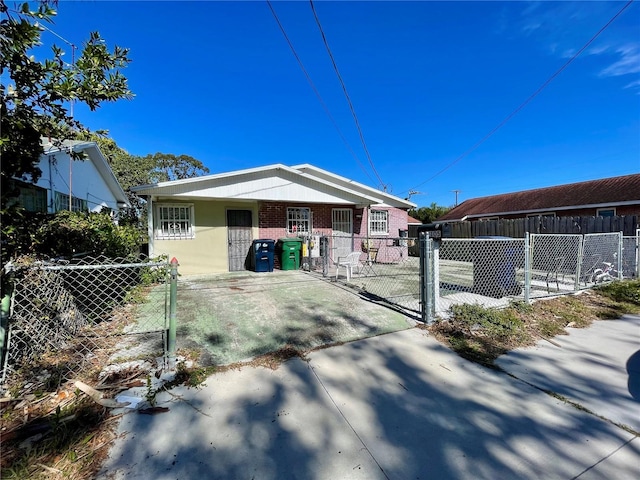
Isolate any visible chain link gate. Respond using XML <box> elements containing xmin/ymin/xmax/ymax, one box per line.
<box><xmin>312</xmin><ymin>235</ymin><xmax>422</xmax><ymax>314</ymax></box>
<box><xmin>1</xmin><ymin>256</ymin><xmax>172</xmax><ymax>389</ymax></box>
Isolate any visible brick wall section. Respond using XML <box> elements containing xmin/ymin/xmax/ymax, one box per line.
<box><xmin>355</xmin><ymin>206</ymin><xmax>409</xmax><ymax>263</ymax></box>
<box><xmin>258</xmin><ymin>201</ymin><xmax>410</xmax><ymax>266</ymax></box>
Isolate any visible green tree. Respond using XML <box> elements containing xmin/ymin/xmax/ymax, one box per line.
<box><xmin>71</xmin><ymin>132</ymin><xmax>210</xmax><ymax>228</ymax></box>
<box><xmin>409</xmin><ymin>202</ymin><xmax>452</xmax><ymax>224</ymax></box>
<box><xmin>145</xmin><ymin>152</ymin><xmax>210</xmax><ymax>183</ymax></box>
<box><xmin>0</xmin><ymin>0</ymin><xmax>133</xmax><ymax>260</ymax></box>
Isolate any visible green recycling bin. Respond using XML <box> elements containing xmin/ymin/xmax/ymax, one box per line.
<box><xmin>278</xmin><ymin>238</ymin><xmax>303</xmax><ymax>270</ymax></box>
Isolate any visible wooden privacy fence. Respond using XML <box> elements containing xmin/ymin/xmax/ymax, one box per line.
<box><xmin>444</xmin><ymin>215</ymin><xmax>637</xmax><ymax>238</ymax></box>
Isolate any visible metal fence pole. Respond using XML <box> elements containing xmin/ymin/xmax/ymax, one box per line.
<box><xmin>575</xmin><ymin>235</ymin><xmax>584</xmax><ymax>290</ymax></box>
<box><xmin>1</xmin><ymin>268</ymin><xmax>14</xmax><ymax>381</ymax></box>
<box><xmin>419</xmin><ymin>233</ymin><xmax>434</xmax><ymax>323</ymax></box>
<box><xmin>524</xmin><ymin>233</ymin><xmax>531</xmax><ymax>303</ymax></box>
<box><xmin>168</xmin><ymin>257</ymin><xmax>178</xmax><ymax>369</ymax></box>
<box><xmin>322</xmin><ymin>236</ymin><xmax>328</xmax><ymax>277</ymax></box>
<box><xmin>616</xmin><ymin>231</ymin><xmax>623</xmax><ymax>280</ymax></box>
<box><xmin>636</xmin><ymin>229</ymin><xmax>640</xmax><ymax>279</ymax></box>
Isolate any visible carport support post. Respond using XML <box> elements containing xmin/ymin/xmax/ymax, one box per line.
<box><xmin>168</xmin><ymin>257</ymin><xmax>179</xmax><ymax>369</ymax></box>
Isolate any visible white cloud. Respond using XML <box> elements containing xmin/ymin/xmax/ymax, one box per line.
<box><xmin>505</xmin><ymin>2</ymin><xmax>640</xmax><ymax>89</ymax></box>
<box><xmin>599</xmin><ymin>44</ymin><xmax>640</xmax><ymax>77</ymax></box>
<box><xmin>624</xmin><ymin>79</ymin><xmax>640</xmax><ymax>89</ymax></box>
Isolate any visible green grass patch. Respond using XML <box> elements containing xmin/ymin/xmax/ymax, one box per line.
<box><xmin>595</xmin><ymin>279</ymin><xmax>640</xmax><ymax>310</ymax></box>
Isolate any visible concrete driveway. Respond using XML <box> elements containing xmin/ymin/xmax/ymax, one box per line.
<box><xmin>99</xmin><ymin>316</ymin><xmax>639</xmax><ymax>479</ymax></box>
<box><xmin>175</xmin><ymin>271</ymin><xmax>413</xmax><ymax>365</ymax></box>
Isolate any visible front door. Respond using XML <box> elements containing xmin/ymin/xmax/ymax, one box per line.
<box><xmin>332</xmin><ymin>208</ymin><xmax>353</xmax><ymax>260</ymax></box>
<box><xmin>227</xmin><ymin>210</ymin><xmax>253</xmax><ymax>271</ymax></box>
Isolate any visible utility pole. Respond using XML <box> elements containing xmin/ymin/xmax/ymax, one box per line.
<box><xmin>452</xmin><ymin>190</ymin><xmax>461</xmax><ymax>206</ymax></box>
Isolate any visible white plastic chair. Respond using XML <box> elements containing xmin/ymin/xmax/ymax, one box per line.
<box><xmin>336</xmin><ymin>251</ymin><xmax>362</xmax><ymax>281</ymax></box>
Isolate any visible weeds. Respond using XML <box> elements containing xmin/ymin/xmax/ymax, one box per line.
<box><xmin>430</xmin><ymin>281</ymin><xmax>640</xmax><ymax>365</ymax></box>
<box><xmin>595</xmin><ymin>279</ymin><xmax>640</xmax><ymax>309</ymax></box>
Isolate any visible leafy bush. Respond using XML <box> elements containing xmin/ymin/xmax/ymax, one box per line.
<box><xmin>32</xmin><ymin>211</ymin><xmax>141</xmax><ymax>259</ymax></box>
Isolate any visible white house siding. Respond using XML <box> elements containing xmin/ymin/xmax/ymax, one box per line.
<box><xmin>35</xmin><ymin>146</ymin><xmax>125</xmax><ymax>213</ymax></box>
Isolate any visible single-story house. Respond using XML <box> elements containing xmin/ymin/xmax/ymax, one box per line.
<box><xmin>11</xmin><ymin>139</ymin><xmax>129</xmax><ymax>214</ymax></box>
<box><xmin>131</xmin><ymin>164</ymin><xmax>416</xmax><ymax>275</ymax></box>
<box><xmin>436</xmin><ymin>174</ymin><xmax>640</xmax><ymax>223</ymax></box>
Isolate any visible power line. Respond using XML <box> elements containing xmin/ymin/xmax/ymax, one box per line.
<box><xmin>308</xmin><ymin>0</ymin><xmax>386</xmax><ymax>191</ymax></box>
<box><xmin>265</xmin><ymin>1</ymin><xmax>375</xmax><ymax>185</ymax></box>
<box><xmin>406</xmin><ymin>0</ymin><xmax>635</xmax><ymax>193</ymax></box>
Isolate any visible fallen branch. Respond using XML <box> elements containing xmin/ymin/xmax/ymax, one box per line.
<box><xmin>73</xmin><ymin>381</ymin><xmax>130</xmax><ymax>408</ymax></box>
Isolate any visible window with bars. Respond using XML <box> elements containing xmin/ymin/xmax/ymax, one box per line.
<box><xmin>155</xmin><ymin>204</ymin><xmax>195</xmax><ymax>240</ymax></box>
<box><xmin>369</xmin><ymin>210</ymin><xmax>388</xmax><ymax>235</ymax></box>
<box><xmin>286</xmin><ymin>207</ymin><xmax>311</xmax><ymax>234</ymax></box>
<box><xmin>332</xmin><ymin>208</ymin><xmax>353</xmax><ymax>235</ymax></box>
<box><xmin>55</xmin><ymin>192</ymin><xmax>87</xmax><ymax>212</ymax></box>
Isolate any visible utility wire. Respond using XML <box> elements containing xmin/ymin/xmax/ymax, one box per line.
<box><xmin>266</xmin><ymin>1</ymin><xmax>375</xmax><ymax>185</ymax></box>
<box><xmin>406</xmin><ymin>0</ymin><xmax>635</xmax><ymax>193</ymax></box>
<box><xmin>309</xmin><ymin>0</ymin><xmax>386</xmax><ymax>191</ymax></box>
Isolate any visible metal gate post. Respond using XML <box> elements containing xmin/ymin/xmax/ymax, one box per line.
<box><xmin>636</xmin><ymin>229</ymin><xmax>640</xmax><ymax>279</ymax></box>
<box><xmin>419</xmin><ymin>233</ymin><xmax>434</xmax><ymax>323</ymax></box>
<box><xmin>575</xmin><ymin>235</ymin><xmax>584</xmax><ymax>290</ymax></box>
<box><xmin>524</xmin><ymin>233</ymin><xmax>531</xmax><ymax>303</ymax></box>
<box><xmin>168</xmin><ymin>257</ymin><xmax>178</xmax><ymax>369</ymax></box>
<box><xmin>616</xmin><ymin>232</ymin><xmax>623</xmax><ymax>280</ymax></box>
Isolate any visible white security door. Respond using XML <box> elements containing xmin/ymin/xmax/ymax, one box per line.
<box><xmin>332</xmin><ymin>209</ymin><xmax>353</xmax><ymax>260</ymax></box>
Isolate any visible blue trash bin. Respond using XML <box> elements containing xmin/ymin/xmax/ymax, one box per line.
<box><xmin>251</xmin><ymin>239</ymin><xmax>275</xmax><ymax>272</ymax></box>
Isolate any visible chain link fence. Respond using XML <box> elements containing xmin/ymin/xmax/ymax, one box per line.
<box><xmin>308</xmin><ymin>235</ymin><xmax>421</xmax><ymax>314</ymax></box>
<box><xmin>309</xmin><ymin>231</ymin><xmax>633</xmax><ymax>323</ymax></box>
<box><xmin>1</xmin><ymin>255</ymin><xmax>171</xmax><ymax>389</ymax></box>
<box><xmin>435</xmin><ymin>237</ymin><xmax>526</xmax><ymax>314</ymax></box>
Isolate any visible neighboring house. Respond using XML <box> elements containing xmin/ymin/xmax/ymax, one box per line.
<box><xmin>437</xmin><ymin>174</ymin><xmax>640</xmax><ymax>223</ymax></box>
<box><xmin>11</xmin><ymin>139</ymin><xmax>129</xmax><ymax>214</ymax></box>
<box><xmin>131</xmin><ymin>164</ymin><xmax>416</xmax><ymax>275</ymax></box>
<box><xmin>407</xmin><ymin>214</ymin><xmax>423</xmax><ymax>238</ymax></box>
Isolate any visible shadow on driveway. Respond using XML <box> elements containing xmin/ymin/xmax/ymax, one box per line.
<box><xmin>175</xmin><ymin>271</ymin><xmax>413</xmax><ymax>365</ymax></box>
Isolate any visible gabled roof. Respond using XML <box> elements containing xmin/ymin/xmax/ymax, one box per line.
<box><xmin>437</xmin><ymin>174</ymin><xmax>640</xmax><ymax>222</ymax></box>
<box><xmin>132</xmin><ymin>163</ymin><xmax>416</xmax><ymax>209</ymax></box>
<box><xmin>291</xmin><ymin>164</ymin><xmax>416</xmax><ymax>208</ymax></box>
<box><xmin>42</xmin><ymin>139</ymin><xmax>129</xmax><ymax>207</ymax></box>
<box><xmin>407</xmin><ymin>214</ymin><xmax>422</xmax><ymax>224</ymax></box>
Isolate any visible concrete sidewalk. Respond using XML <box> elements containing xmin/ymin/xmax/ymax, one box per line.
<box><xmin>99</xmin><ymin>325</ymin><xmax>639</xmax><ymax>480</ymax></box>
<box><xmin>496</xmin><ymin>314</ymin><xmax>640</xmax><ymax>433</ymax></box>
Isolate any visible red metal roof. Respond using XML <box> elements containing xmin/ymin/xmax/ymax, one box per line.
<box><xmin>438</xmin><ymin>174</ymin><xmax>640</xmax><ymax>221</ymax></box>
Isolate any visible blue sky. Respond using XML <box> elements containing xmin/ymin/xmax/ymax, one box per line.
<box><xmin>34</xmin><ymin>1</ymin><xmax>640</xmax><ymax>208</ymax></box>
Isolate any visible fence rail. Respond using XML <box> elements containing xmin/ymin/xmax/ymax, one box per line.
<box><xmin>1</xmin><ymin>256</ymin><xmax>171</xmax><ymax>389</ymax></box>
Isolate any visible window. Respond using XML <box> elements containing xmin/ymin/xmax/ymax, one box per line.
<box><xmin>287</xmin><ymin>207</ymin><xmax>311</xmax><ymax>234</ymax></box>
<box><xmin>55</xmin><ymin>192</ymin><xmax>87</xmax><ymax>212</ymax></box>
<box><xmin>155</xmin><ymin>204</ymin><xmax>195</xmax><ymax>240</ymax></box>
<box><xmin>15</xmin><ymin>181</ymin><xmax>47</xmax><ymax>212</ymax></box>
<box><xmin>596</xmin><ymin>208</ymin><xmax>616</xmax><ymax>217</ymax></box>
<box><xmin>332</xmin><ymin>209</ymin><xmax>353</xmax><ymax>235</ymax></box>
<box><xmin>369</xmin><ymin>210</ymin><xmax>388</xmax><ymax>235</ymax></box>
